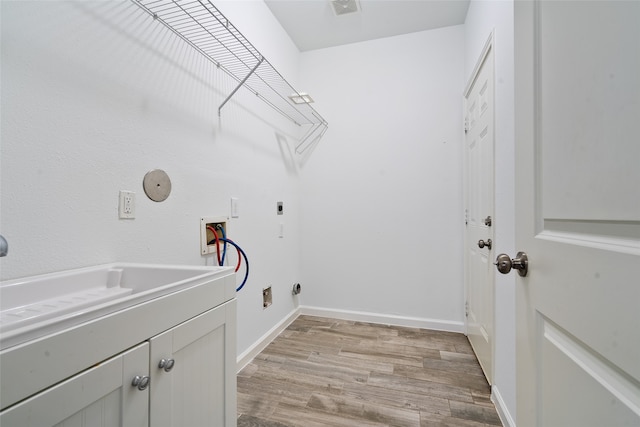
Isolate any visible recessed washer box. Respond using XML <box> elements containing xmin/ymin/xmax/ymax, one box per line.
<box><xmin>200</xmin><ymin>216</ymin><xmax>229</xmax><ymax>256</ymax></box>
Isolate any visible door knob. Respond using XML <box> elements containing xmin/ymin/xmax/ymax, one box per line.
<box><xmin>478</xmin><ymin>239</ymin><xmax>492</xmax><ymax>250</ymax></box>
<box><xmin>494</xmin><ymin>252</ymin><xmax>528</xmax><ymax>277</ymax></box>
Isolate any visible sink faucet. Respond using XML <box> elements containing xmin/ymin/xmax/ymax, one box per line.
<box><xmin>0</xmin><ymin>235</ymin><xmax>8</xmax><ymax>257</ymax></box>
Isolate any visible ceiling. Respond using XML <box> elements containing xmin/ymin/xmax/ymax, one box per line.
<box><xmin>264</xmin><ymin>0</ymin><xmax>471</xmax><ymax>52</ymax></box>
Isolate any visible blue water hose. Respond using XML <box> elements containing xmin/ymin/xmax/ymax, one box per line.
<box><xmin>216</xmin><ymin>224</ymin><xmax>228</xmax><ymax>266</ymax></box>
<box><xmin>209</xmin><ymin>237</ymin><xmax>249</xmax><ymax>292</ymax></box>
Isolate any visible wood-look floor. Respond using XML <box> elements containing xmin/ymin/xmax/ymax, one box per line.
<box><xmin>237</xmin><ymin>315</ymin><xmax>502</xmax><ymax>427</ymax></box>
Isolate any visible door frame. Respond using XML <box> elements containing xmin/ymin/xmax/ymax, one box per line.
<box><xmin>463</xmin><ymin>31</ymin><xmax>496</xmax><ymax>383</ymax></box>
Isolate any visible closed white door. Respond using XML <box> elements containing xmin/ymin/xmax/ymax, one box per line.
<box><xmin>514</xmin><ymin>1</ymin><xmax>640</xmax><ymax>425</ymax></box>
<box><xmin>464</xmin><ymin>38</ymin><xmax>495</xmax><ymax>385</ymax></box>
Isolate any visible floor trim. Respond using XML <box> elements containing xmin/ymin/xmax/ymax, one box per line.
<box><xmin>299</xmin><ymin>305</ymin><xmax>465</xmax><ymax>333</ymax></box>
<box><xmin>236</xmin><ymin>307</ymin><xmax>300</xmax><ymax>372</ymax></box>
<box><xmin>491</xmin><ymin>385</ymin><xmax>516</xmax><ymax>427</ymax></box>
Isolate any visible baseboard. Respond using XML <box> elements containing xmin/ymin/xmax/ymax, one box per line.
<box><xmin>299</xmin><ymin>305</ymin><xmax>465</xmax><ymax>333</ymax></box>
<box><xmin>491</xmin><ymin>385</ymin><xmax>516</xmax><ymax>427</ymax></box>
<box><xmin>236</xmin><ymin>307</ymin><xmax>300</xmax><ymax>372</ymax></box>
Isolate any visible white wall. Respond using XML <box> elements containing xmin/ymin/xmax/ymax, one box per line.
<box><xmin>1</xmin><ymin>2</ymin><xmax>516</xmax><ymax>420</ymax></box>
<box><xmin>464</xmin><ymin>1</ymin><xmax>516</xmax><ymax>425</ymax></box>
<box><xmin>298</xmin><ymin>26</ymin><xmax>466</xmax><ymax>330</ymax></box>
<box><xmin>0</xmin><ymin>0</ymin><xmax>303</xmax><ymax>357</ymax></box>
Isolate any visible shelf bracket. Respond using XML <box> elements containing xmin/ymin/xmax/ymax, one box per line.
<box><xmin>296</xmin><ymin>121</ymin><xmax>328</xmax><ymax>154</ymax></box>
<box><xmin>218</xmin><ymin>57</ymin><xmax>265</xmax><ymax>117</ymax></box>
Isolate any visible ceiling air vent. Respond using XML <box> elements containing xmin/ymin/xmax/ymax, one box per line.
<box><xmin>331</xmin><ymin>0</ymin><xmax>360</xmax><ymax>16</ymax></box>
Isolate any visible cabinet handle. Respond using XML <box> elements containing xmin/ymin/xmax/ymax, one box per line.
<box><xmin>131</xmin><ymin>375</ymin><xmax>150</xmax><ymax>391</ymax></box>
<box><xmin>158</xmin><ymin>358</ymin><xmax>175</xmax><ymax>372</ymax></box>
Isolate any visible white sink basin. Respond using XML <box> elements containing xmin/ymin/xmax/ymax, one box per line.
<box><xmin>0</xmin><ymin>263</ymin><xmax>233</xmax><ymax>350</ymax></box>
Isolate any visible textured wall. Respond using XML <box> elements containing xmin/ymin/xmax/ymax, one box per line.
<box><xmin>0</xmin><ymin>0</ymin><xmax>303</xmax><ymax>356</ymax></box>
<box><xmin>298</xmin><ymin>25</ymin><xmax>466</xmax><ymax>328</ymax></box>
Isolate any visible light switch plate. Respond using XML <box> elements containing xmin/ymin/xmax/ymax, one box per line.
<box><xmin>231</xmin><ymin>197</ymin><xmax>239</xmax><ymax>218</ymax></box>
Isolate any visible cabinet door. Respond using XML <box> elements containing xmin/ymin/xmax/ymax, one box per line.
<box><xmin>150</xmin><ymin>299</ymin><xmax>237</xmax><ymax>427</ymax></box>
<box><xmin>0</xmin><ymin>342</ymin><xmax>149</xmax><ymax>427</ymax></box>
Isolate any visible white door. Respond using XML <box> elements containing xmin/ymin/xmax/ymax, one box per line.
<box><xmin>464</xmin><ymin>37</ymin><xmax>495</xmax><ymax>385</ymax></box>
<box><xmin>514</xmin><ymin>1</ymin><xmax>640</xmax><ymax>426</ymax></box>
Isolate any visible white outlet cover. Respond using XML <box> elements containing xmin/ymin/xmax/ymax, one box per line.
<box><xmin>119</xmin><ymin>191</ymin><xmax>135</xmax><ymax>219</ymax></box>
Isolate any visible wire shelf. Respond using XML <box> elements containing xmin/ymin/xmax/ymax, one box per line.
<box><xmin>131</xmin><ymin>0</ymin><xmax>328</xmax><ymax>152</ymax></box>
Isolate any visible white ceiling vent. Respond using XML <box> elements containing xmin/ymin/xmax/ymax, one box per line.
<box><xmin>331</xmin><ymin>0</ymin><xmax>361</xmax><ymax>16</ymax></box>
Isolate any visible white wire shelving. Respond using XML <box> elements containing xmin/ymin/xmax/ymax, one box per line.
<box><xmin>131</xmin><ymin>0</ymin><xmax>328</xmax><ymax>153</ymax></box>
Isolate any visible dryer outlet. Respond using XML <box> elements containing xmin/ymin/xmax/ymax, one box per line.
<box><xmin>263</xmin><ymin>286</ymin><xmax>272</xmax><ymax>309</ymax></box>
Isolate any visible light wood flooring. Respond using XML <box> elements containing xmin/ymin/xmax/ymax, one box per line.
<box><xmin>237</xmin><ymin>315</ymin><xmax>502</xmax><ymax>427</ymax></box>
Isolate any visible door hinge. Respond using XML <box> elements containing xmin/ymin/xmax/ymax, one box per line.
<box><xmin>464</xmin><ymin>117</ymin><xmax>469</xmax><ymax>134</ymax></box>
<box><xmin>465</xmin><ymin>209</ymin><xmax>469</xmax><ymax>226</ymax></box>
<box><xmin>465</xmin><ymin>301</ymin><xmax>469</xmax><ymax>317</ymax></box>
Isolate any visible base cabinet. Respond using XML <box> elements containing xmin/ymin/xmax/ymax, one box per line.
<box><xmin>150</xmin><ymin>300</ymin><xmax>237</xmax><ymax>427</ymax></box>
<box><xmin>0</xmin><ymin>343</ymin><xmax>150</xmax><ymax>427</ymax></box>
<box><xmin>0</xmin><ymin>300</ymin><xmax>236</xmax><ymax>427</ymax></box>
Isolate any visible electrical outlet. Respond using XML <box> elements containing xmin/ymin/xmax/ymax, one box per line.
<box><xmin>119</xmin><ymin>191</ymin><xmax>135</xmax><ymax>219</ymax></box>
<box><xmin>263</xmin><ymin>286</ymin><xmax>272</xmax><ymax>308</ymax></box>
<box><xmin>200</xmin><ymin>216</ymin><xmax>229</xmax><ymax>256</ymax></box>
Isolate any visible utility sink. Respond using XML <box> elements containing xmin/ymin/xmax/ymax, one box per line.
<box><xmin>0</xmin><ymin>263</ymin><xmax>232</xmax><ymax>350</ymax></box>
